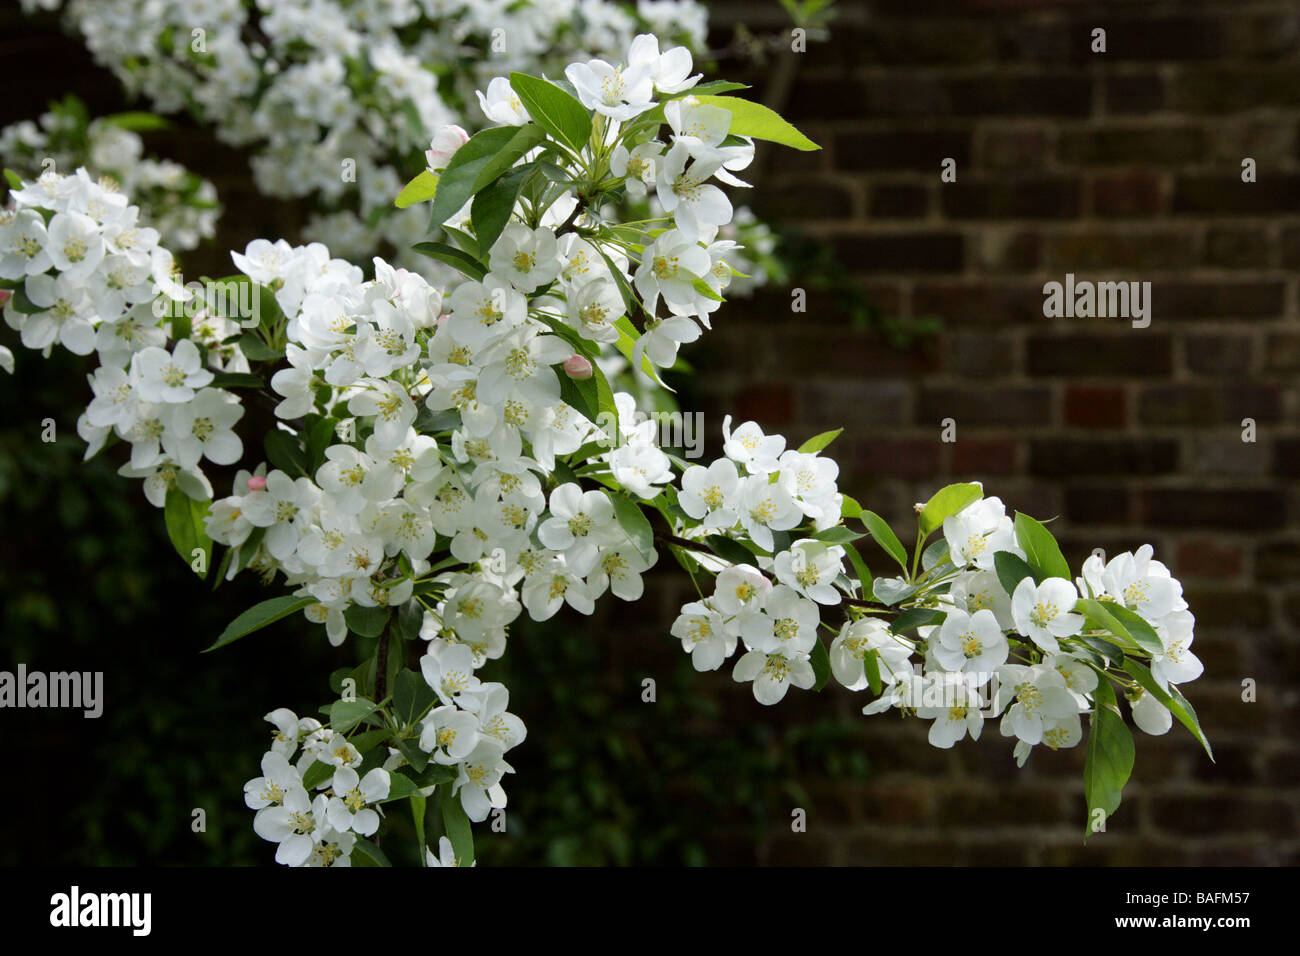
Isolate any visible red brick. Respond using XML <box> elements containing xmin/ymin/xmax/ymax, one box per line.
<box><xmin>951</xmin><ymin>438</ymin><xmax>1020</xmax><ymax>476</ymax></box>
<box><xmin>1064</xmin><ymin>385</ymin><xmax>1127</xmax><ymax>428</ymax></box>
<box><xmin>733</xmin><ymin>384</ymin><xmax>794</xmax><ymax>425</ymax></box>
<box><xmin>1176</xmin><ymin>538</ymin><xmax>1245</xmax><ymax>580</ymax></box>
<box><xmin>1090</xmin><ymin>171</ymin><xmax>1165</xmax><ymax>217</ymax></box>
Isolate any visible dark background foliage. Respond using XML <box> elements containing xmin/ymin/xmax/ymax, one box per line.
<box><xmin>2</xmin><ymin>0</ymin><xmax>1297</xmax><ymax>865</ymax></box>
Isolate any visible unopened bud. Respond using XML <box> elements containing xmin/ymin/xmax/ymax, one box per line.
<box><xmin>247</xmin><ymin>476</ymin><xmax>267</xmax><ymax>492</ymax></box>
<box><xmin>564</xmin><ymin>354</ymin><xmax>593</xmax><ymax>380</ymax></box>
<box><xmin>426</xmin><ymin>125</ymin><xmax>470</xmax><ymax>172</ymax></box>
<box><xmin>0</xmin><ymin>290</ymin><xmax>11</xmax><ymax>307</ymax></box>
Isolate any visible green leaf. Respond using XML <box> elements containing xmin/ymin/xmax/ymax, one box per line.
<box><xmin>209</xmin><ymin>371</ymin><xmax>264</xmax><ymax>390</ymax></box>
<box><xmin>843</xmin><ymin>542</ymin><xmax>873</xmax><ymax>596</ymax></box>
<box><xmin>811</xmin><ymin>639</ymin><xmax>831</xmax><ymax>691</ymax></box>
<box><xmin>441</xmin><ymin>787</ymin><xmax>475</xmax><ymax>865</ymax></box>
<box><xmin>396</xmin><ymin>737</ymin><xmax>430</xmax><ymax>773</ymax></box>
<box><xmin>863</xmin><ymin>649</ymin><xmax>883</xmax><ymax>696</ymax></box>
<box><xmin>994</xmin><ymin>551</ymin><xmax>1037</xmax><ymax>601</ymax></box>
<box><xmin>610</xmin><ymin>491</ymin><xmax>656</xmax><ymax>562</ymax></box>
<box><xmin>329</xmin><ymin>697</ymin><xmax>378</xmax><ymax>733</ymax></box>
<box><xmin>1100</xmin><ymin>601</ymin><xmax>1165</xmax><ymax>657</ymax></box>
<box><xmin>9</xmin><ymin>285</ymin><xmax>43</xmax><ymax>314</ymax></box>
<box><xmin>4</xmin><ymin>168</ymin><xmax>23</xmax><ymax>190</ymax></box>
<box><xmin>103</xmin><ymin>111</ymin><xmax>170</xmax><ymax>132</ymax></box>
<box><xmin>163</xmin><ymin>487</ymin><xmax>211</xmax><ymax>579</ymax></box>
<box><xmin>393</xmin><ymin>668</ymin><xmax>437</xmax><ymax>727</ymax></box>
<box><xmin>1075</xmin><ymin>598</ymin><xmax>1163</xmax><ymax>657</ymax></box>
<box><xmin>301</xmin><ymin>760</ymin><xmax>333</xmax><ymax>790</ymax></box>
<box><xmin>557</xmin><ymin>362</ymin><xmax>600</xmax><ymax>424</ymax></box>
<box><xmin>1083</xmin><ymin>678</ymin><xmax>1135</xmax><ymax>837</ymax></box>
<box><xmin>890</xmin><ymin>607</ymin><xmax>942</xmax><ymax>633</ymax></box>
<box><xmin>411</xmin><ymin>794</ymin><xmax>428</xmax><ymax>853</ymax></box>
<box><xmin>305</xmin><ymin>416</ymin><xmax>338</xmax><ymax>470</ymax></box>
<box><xmin>797</xmin><ymin>428</ymin><xmax>842</xmax><ymax>454</ymax></box>
<box><xmin>1121</xmin><ymin>659</ymin><xmax>1214</xmax><ymax>762</ymax></box>
<box><xmin>840</xmin><ymin>495</ymin><xmax>863</xmax><ymax>520</ymax></box>
<box><xmin>811</xmin><ymin>525</ymin><xmax>864</xmax><ymax>545</ymax></box>
<box><xmin>1013</xmin><ymin>512</ymin><xmax>1072</xmax><ymax>581</ymax></box>
<box><xmin>204</xmin><ymin>595</ymin><xmax>314</xmax><ymax>652</ymax></box>
<box><xmin>872</xmin><ymin>577</ymin><xmax>916</xmax><ymax>606</ymax></box>
<box><xmin>918</xmin><ymin>482</ymin><xmax>983</xmax><ymax>539</ymax></box>
<box><xmin>394</xmin><ymin>599</ymin><xmax>424</xmax><ymax>641</ymax></box>
<box><xmin>920</xmin><ymin>538</ymin><xmax>951</xmax><ymax>572</ymax></box>
<box><xmin>471</xmin><ymin>123</ymin><xmax>547</xmax><ymax>191</ymax></box>
<box><xmin>681</xmin><ymin>80</ymin><xmax>750</xmax><ymax>97</ymax></box>
<box><xmin>211</xmin><ymin>545</ymin><xmax>234</xmax><ymax>590</ymax></box>
<box><xmin>377</xmin><ymin>771</ymin><xmax>423</xmax><ymax>805</ymax></box>
<box><xmin>237</xmin><ymin>333</ymin><xmax>281</xmax><ymax>362</ymax></box>
<box><xmin>352</xmin><ymin>837</ymin><xmax>392</xmax><ymax>867</ymax></box>
<box><xmin>426</xmin><ymin>126</ymin><xmax>520</xmax><ymax>229</ymax></box>
<box><xmin>410</xmin><ymin>240</ymin><xmax>486</xmax><ymax>280</ymax></box>
<box><xmin>860</xmin><ymin>511</ymin><xmax>908</xmax><ymax>570</ymax></box>
<box><xmin>692</xmin><ymin>95</ymin><xmax>820</xmax><ymax>151</ymax></box>
<box><xmin>406</xmin><ymin>762</ymin><xmax>457</xmax><ymax>789</ymax></box>
<box><xmin>508</xmin><ymin>73</ymin><xmax>592</xmax><ymax>154</ymax></box>
<box><xmin>265</xmin><ymin>428</ymin><xmax>309</xmax><ymax>478</ymax></box>
<box><xmin>470</xmin><ymin>162</ymin><xmax>532</xmax><ymax>254</ymax></box>
<box><xmin>395</xmin><ymin>170</ymin><xmax>439</xmax><ymax>208</ymax></box>
<box><xmin>1078</xmin><ymin>632</ymin><xmax>1127</xmax><ymax>665</ymax></box>
<box><xmin>704</xmin><ymin>534</ymin><xmax>757</xmax><ymax>567</ymax></box>
<box><xmin>345</xmin><ymin>604</ymin><xmax>390</xmax><ymax>639</ymax></box>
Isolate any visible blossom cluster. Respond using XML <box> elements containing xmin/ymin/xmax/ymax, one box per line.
<box><xmin>1</xmin><ymin>30</ymin><xmax>1212</xmax><ymax>866</ymax></box>
<box><xmin>20</xmin><ymin>0</ymin><xmax>708</xmax><ymax>267</ymax></box>
<box><xmin>667</xmin><ymin>428</ymin><xmax>1204</xmax><ymax>769</ymax></box>
<box><xmin>0</xmin><ymin>97</ymin><xmax>219</xmax><ymax>251</ymax></box>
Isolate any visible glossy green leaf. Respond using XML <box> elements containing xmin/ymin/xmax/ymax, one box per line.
<box><xmin>410</xmin><ymin>240</ymin><xmax>486</xmax><ymax>280</ymax></box>
<box><xmin>693</xmin><ymin>95</ymin><xmax>820</xmax><ymax>151</ymax></box>
<box><xmin>470</xmin><ymin>123</ymin><xmax>547</xmax><ymax>191</ymax></box>
<box><xmin>918</xmin><ymin>482</ymin><xmax>983</xmax><ymax>539</ymax></box>
<box><xmin>393</xmin><ymin>668</ymin><xmax>437</xmax><ymax>727</ymax></box>
<box><xmin>860</xmin><ymin>511</ymin><xmax>908</xmax><ymax>569</ymax></box>
<box><xmin>426</xmin><ymin>126</ymin><xmax>520</xmax><ymax>229</ymax></box>
<box><xmin>352</xmin><ymin>837</ymin><xmax>392</xmax><ymax>867</ymax></box>
<box><xmin>470</xmin><ymin>162</ymin><xmax>532</xmax><ymax>254</ymax></box>
<box><xmin>204</xmin><ymin>595</ymin><xmax>314</xmax><ymax>652</ymax></box>
<box><xmin>994</xmin><ymin>551</ymin><xmax>1037</xmax><ymax>602</ymax></box>
<box><xmin>508</xmin><ymin>73</ymin><xmax>592</xmax><ymax>154</ymax></box>
<box><xmin>1121</xmin><ymin>659</ymin><xmax>1214</xmax><ymax>761</ymax></box>
<box><xmin>797</xmin><ymin>428</ymin><xmax>841</xmax><ymax>454</ymax></box>
<box><xmin>163</xmin><ymin>487</ymin><xmax>211</xmax><ymax>579</ymax></box>
<box><xmin>1013</xmin><ymin>512</ymin><xmax>1072</xmax><ymax>582</ymax></box>
<box><xmin>1083</xmin><ymin>678</ymin><xmax>1135</xmax><ymax>837</ymax></box>
<box><xmin>610</xmin><ymin>491</ymin><xmax>656</xmax><ymax>562</ymax></box>
<box><xmin>811</xmin><ymin>638</ymin><xmax>831</xmax><ymax>691</ymax></box>
<box><xmin>329</xmin><ymin>697</ymin><xmax>378</xmax><ymax>733</ymax></box>
<box><xmin>395</xmin><ymin>170</ymin><xmax>438</xmax><ymax>208</ymax></box>
<box><xmin>441</xmin><ymin>787</ymin><xmax>475</xmax><ymax>865</ymax></box>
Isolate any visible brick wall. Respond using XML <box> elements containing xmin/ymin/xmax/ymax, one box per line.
<box><xmin>673</xmin><ymin>0</ymin><xmax>1298</xmax><ymax>864</ymax></box>
<box><xmin>2</xmin><ymin>0</ymin><xmax>1296</xmax><ymax>865</ymax></box>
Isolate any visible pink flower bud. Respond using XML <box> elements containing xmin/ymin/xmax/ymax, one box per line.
<box><xmin>564</xmin><ymin>354</ymin><xmax>593</xmax><ymax>380</ymax></box>
<box><xmin>0</xmin><ymin>290</ymin><xmax>11</xmax><ymax>307</ymax></box>
<box><xmin>246</xmin><ymin>476</ymin><xmax>267</xmax><ymax>492</ymax></box>
<box><xmin>425</xmin><ymin>125</ymin><xmax>470</xmax><ymax>171</ymax></box>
